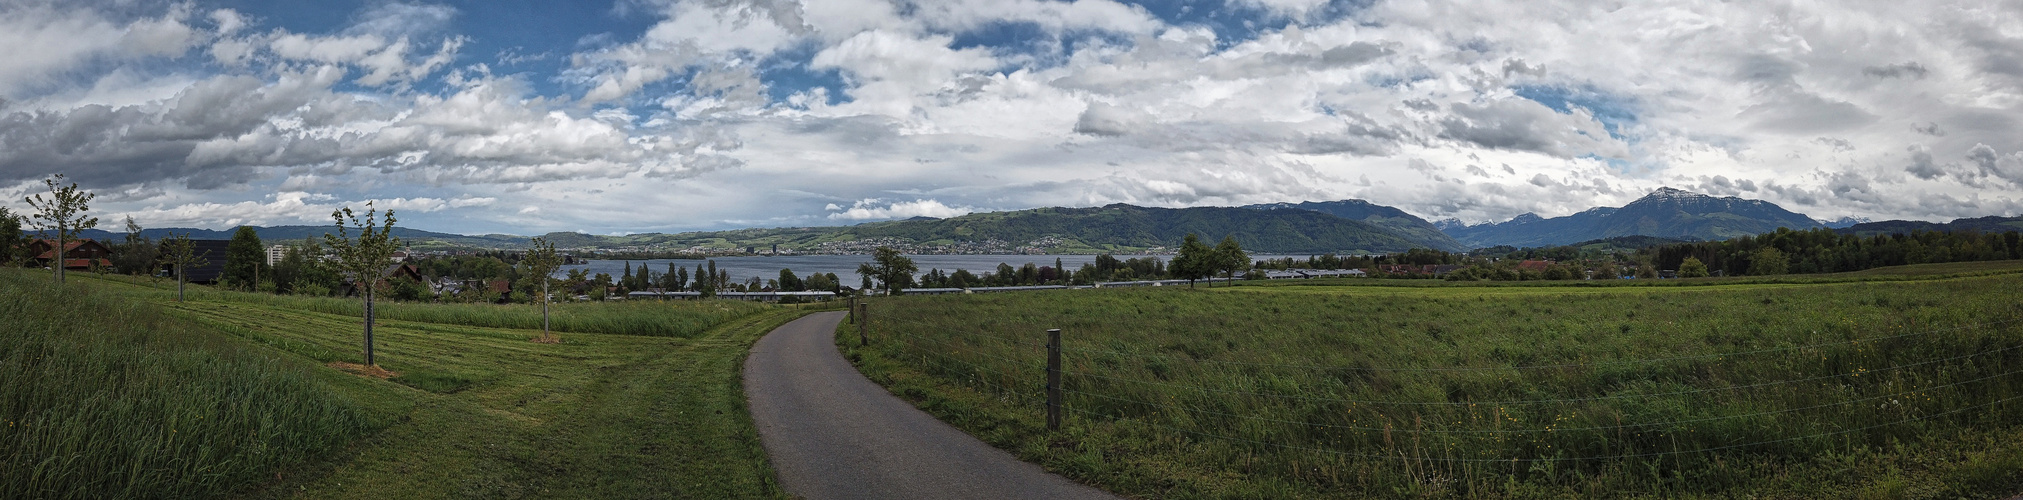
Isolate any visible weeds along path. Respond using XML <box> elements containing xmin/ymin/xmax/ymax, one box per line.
<box><xmin>135</xmin><ymin>286</ymin><xmax>802</xmax><ymax>498</ymax></box>
<box><xmin>745</xmin><ymin>312</ymin><xmax>1118</xmax><ymax>500</ymax></box>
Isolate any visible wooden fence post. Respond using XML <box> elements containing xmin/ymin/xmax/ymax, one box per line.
<box><xmin>858</xmin><ymin>303</ymin><xmax>869</xmax><ymax>347</ymax></box>
<box><xmin>848</xmin><ymin>296</ymin><xmax>856</xmax><ymax>324</ymax></box>
<box><xmin>1047</xmin><ymin>328</ymin><xmax>1061</xmax><ymax>431</ymax></box>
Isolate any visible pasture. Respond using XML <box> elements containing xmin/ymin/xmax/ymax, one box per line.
<box><xmin>845</xmin><ymin>262</ymin><xmax>2023</xmax><ymax>498</ymax></box>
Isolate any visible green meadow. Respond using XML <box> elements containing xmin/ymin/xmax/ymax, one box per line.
<box><xmin>844</xmin><ymin>261</ymin><xmax>2023</xmax><ymax>498</ymax></box>
<box><xmin>1</xmin><ymin>269</ymin><xmax>808</xmax><ymax>498</ymax></box>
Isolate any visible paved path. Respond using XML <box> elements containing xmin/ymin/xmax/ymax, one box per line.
<box><xmin>745</xmin><ymin>311</ymin><xmax>1119</xmax><ymax>500</ymax></box>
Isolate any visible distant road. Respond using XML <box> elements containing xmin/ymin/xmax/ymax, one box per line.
<box><xmin>744</xmin><ymin>312</ymin><xmax>1119</xmax><ymax>500</ymax></box>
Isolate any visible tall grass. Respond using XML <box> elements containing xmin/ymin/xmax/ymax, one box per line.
<box><xmin>120</xmin><ymin>280</ymin><xmax>770</xmax><ymax>338</ymax></box>
<box><xmin>854</xmin><ymin>272</ymin><xmax>2023</xmax><ymax>497</ymax></box>
<box><xmin>0</xmin><ymin>271</ymin><xmax>373</xmax><ymax>498</ymax></box>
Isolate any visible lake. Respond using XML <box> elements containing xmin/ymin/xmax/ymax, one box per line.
<box><xmin>559</xmin><ymin>254</ymin><xmax>1133</xmax><ymax>283</ymax></box>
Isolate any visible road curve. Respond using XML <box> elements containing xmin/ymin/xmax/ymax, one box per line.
<box><xmin>745</xmin><ymin>311</ymin><xmax>1119</xmax><ymax>500</ymax></box>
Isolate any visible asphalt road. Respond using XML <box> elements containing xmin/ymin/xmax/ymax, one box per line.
<box><xmin>745</xmin><ymin>311</ymin><xmax>1119</xmax><ymax>500</ymax></box>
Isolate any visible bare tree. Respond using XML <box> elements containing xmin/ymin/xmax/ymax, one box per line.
<box><xmin>522</xmin><ymin>237</ymin><xmax>563</xmax><ymax>342</ymax></box>
<box><xmin>159</xmin><ymin>233</ymin><xmax>211</xmax><ymax>302</ymax></box>
<box><xmin>326</xmin><ymin>203</ymin><xmax>401</xmax><ymax>367</ymax></box>
<box><xmin>24</xmin><ymin>174</ymin><xmax>97</xmax><ymax>284</ymax></box>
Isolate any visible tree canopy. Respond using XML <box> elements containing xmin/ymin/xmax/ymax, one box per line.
<box><xmin>222</xmin><ymin>226</ymin><xmax>266</xmax><ymax>290</ymax></box>
<box><xmin>857</xmin><ymin>246</ymin><xmax>918</xmax><ymax>294</ymax></box>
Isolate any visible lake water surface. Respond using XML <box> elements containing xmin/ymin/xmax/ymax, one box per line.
<box><xmin>559</xmin><ymin>255</ymin><xmax>1127</xmax><ymax>283</ymax></box>
<box><xmin>558</xmin><ymin>253</ymin><xmax>1302</xmax><ymax>283</ymax></box>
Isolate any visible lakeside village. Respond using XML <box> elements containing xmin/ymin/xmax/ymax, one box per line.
<box><xmin>16</xmin><ymin>217</ymin><xmax>1740</xmax><ymax>307</ymax></box>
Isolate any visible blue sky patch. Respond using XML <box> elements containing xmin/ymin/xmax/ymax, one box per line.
<box><xmin>1512</xmin><ymin>84</ymin><xmax>1638</xmax><ymax>139</ymax></box>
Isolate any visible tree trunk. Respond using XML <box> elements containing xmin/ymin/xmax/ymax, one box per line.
<box><xmin>54</xmin><ymin>234</ymin><xmax>65</xmax><ymax>284</ymax></box>
<box><xmin>541</xmin><ymin>280</ymin><xmax>551</xmax><ymax>341</ymax></box>
<box><xmin>363</xmin><ymin>289</ymin><xmax>376</xmax><ymax>366</ymax></box>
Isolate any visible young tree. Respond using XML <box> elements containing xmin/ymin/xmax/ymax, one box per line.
<box><xmin>675</xmin><ymin>264</ymin><xmax>690</xmax><ymax>291</ymax></box>
<box><xmin>857</xmin><ymin>246</ymin><xmax>919</xmax><ymax>294</ymax></box>
<box><xmin>222</xmin><ymin>226</ymin><xmax>266</xmax><ymax>291</ymax></box>
<box><xmin>1679</xmin><ymin>257</ymin><xmax>1710</xmax><ymax>278</ymax></box>
<box><xmin>1170</xmin><ymin>233</ymin><xmax>1214</xmax><ymax>288</ymax></box>
<box><xmin>326</xmin><ymin>204</ymin><xmax>401</xmax><ymax>367</ymax></box>
<box><xmin>110</xmin><ymin>216</ymin><xmax>160</xmax><ymax>276</ymax></box>
<box><xmin>1213</xmin><ymin>236</ymin><xmax>1248</xmax><ymax>287</ymax></box>
<box><xmin>159</xmin><ymin>232</ymin><xmax>211</xmax><ymax>301</ymax></box>
<box><xmin>522</xmin><ymin>237</ymin><xmax>563</xmax><ymax>342</ymax></box>
<box><xmin>24</xmin><ymin>174</ymin><xmax>98</xmax><ymax>283</ymax></box>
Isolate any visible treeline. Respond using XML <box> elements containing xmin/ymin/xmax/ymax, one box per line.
<box><xmin>558</xmin><ymin>259</ymin><xmax>845</xmax><ymax>299</ymax></box>
<box><xmin>1642</xmin><ymin>227</ymin><xmax>2023</xmax><ymax>276</ymax></box>
<box><xmin>908</xmin><ymin>254</ymin><xmax>1172</xmax><ymax>288</ymax></box>
<box><xmin>1251</xmin><ymin>248</ymin><xmax>1465</xmax><ymax>271</ymax></box>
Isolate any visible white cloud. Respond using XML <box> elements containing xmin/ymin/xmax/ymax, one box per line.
<box><xmin>111</xmin><ymin>191</ymin><xmax>492</xmax><ymax>228</ymax></box>
<box><xmin>826</xmin><ymin>198</ymin><xmax>974</xmax><ymax>220</ymax></box>
<box><xmin>12</xmin><ymin>0</ymin><xmax>2023</xmax><ymax>235</ymax></box>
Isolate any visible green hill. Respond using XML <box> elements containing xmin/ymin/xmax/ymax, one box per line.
<box><xmin>1243</xmin><ymin>200</ymin><xmax>1467</xmax><ymax>252</ymax></box>
<box><xmin>841</xmin><ymin>204</ymin><xmax>1428</xmax><ymax>254</ymax></box>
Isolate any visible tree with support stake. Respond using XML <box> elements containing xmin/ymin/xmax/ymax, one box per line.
<box><xmin>326</xmin><ymin>203</ymin><xmax>400</xmax><ymax>367</ymax></box>
<box><xmin>523</xmin><ymin>237</ymin><xmax>563</xmax><ymax>343</ymax></box>
<box><xmin>24</xmin><ymin>174</ymin><xmax>98</xmax><ymax>285</ymax></box>
<box><xmin>159</xmin><ymin>233</ymin><xmax>210</xmax><ymax>302</ymax></box>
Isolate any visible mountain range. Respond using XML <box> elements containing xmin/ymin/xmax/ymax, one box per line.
<box><xmin>1437</xmin><ymin>187</ymin><xmax>1825</xmax><ymax>248</ymax></box>
<box><xmin>57</xmin><ymin>188</ymin><xmax>2016</xmax><ymax>255</ymax></box>
<box><xmin>1839</xmin><ymin>216</ymin><xmax>2023</xmax><ymax>236</ymax></box>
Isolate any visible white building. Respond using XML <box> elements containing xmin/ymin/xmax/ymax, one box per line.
<box><xmin>266</xmin><ymin>244</ymin><xmax>290</xmax><ymax>266</ymax></box>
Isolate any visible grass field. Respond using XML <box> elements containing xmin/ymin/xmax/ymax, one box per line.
<box><xmin>845</xmin><ymin>261</ymin><xmax>2023</xmax><ymax>498</ymax></box>
<box><xmin>93</xmin><ymin>274</ymin><xmax>768</xmax><ymax>338</ymax></box>
<box><xmin>0</xmin><ymin>271</ymin><xmax>375</xmax><ymax>498</ymax></box>
<box><xmin>4</xmin><ymin>269</ymin><xmax>811</xmax><ymax>498</ymax></box>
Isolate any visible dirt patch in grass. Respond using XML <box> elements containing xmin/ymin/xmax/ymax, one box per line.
<box><xmin>326</xmin><ymin>362</ymin><xmax>399</xmax><ymax>379</ymax></box>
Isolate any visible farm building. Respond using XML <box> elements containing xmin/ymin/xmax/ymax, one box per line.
<box><xmin>28</xmin><ymin>239</ymin><xmax>112</xmax><ymax>270</ymax></box>
<box><xmin>159</xmin><ymin>239</ymin><xmax>233</xmax><ymax>283</ymax></box>
<box><xmin>1264</xmin><ymin>268</ymin><xmax>1369</xmax><ymax>280</ymax></box>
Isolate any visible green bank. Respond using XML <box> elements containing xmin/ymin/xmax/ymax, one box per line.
<box><xmin>1</xmin><ymin>269</ymin><xmax>804</xmax><ymax>498</ymax></box>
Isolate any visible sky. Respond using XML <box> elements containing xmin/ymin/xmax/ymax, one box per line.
<box><xmin>3</xmin><ymin>0</ymin><xmax>2023</xmax><ymax>235</ymax></box>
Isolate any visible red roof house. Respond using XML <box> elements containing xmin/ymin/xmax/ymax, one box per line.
<box><xmin>29</xmin><ymin>239</ymin><xmax>112</xmax><ymax>270</ymax></box>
